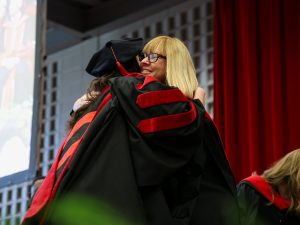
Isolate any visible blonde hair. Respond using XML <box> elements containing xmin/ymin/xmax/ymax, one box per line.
<box><xmin>262</xmin><ymin>148</ymin><xmax>300</xmax><ymax>214</ymax></box>
<box><xmin>143</xmin><ymin>36</ymin><xmax>198</xmax><ymax>99</ymax></box>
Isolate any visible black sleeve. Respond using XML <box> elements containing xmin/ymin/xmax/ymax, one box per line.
<box><xmin>237</xmin><ymin>182</ymin><xmax>260</xmax><ymax>225</ymax></box>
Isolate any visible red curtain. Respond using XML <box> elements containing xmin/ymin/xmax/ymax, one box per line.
<box><xmin>213</xmin><ymin>0</ymin><xmax>300</xmax><ymax>182</ymax></box>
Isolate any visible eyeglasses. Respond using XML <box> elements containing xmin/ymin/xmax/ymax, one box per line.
<box><xmin>138</xmin><ymin>52</ymin><xmax>166</xmax><ymax>63</ymax></box>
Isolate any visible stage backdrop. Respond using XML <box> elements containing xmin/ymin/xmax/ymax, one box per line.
<box><xmin>213</xmin><ymin>0</ymin><xmax>300</xmax><ymax>182</ymax></box>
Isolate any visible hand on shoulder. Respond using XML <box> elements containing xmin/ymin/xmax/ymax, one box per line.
<box><xmin>193</xmin><ymin>87</ymin><xmax>206</xmax><ymax>105</ymax></box>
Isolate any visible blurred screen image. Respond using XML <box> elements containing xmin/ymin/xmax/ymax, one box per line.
<box><xmin>0</xmin><ymin>0</ymin><xmax>37</xmax><ymax>178</ymax></box>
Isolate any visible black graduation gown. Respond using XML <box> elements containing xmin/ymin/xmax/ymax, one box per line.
<box><xmin>237</xmin><ymin>176</ymin><xmax>300</xmax><ymax>225</ymax></box>
<box><xmin>22</xmin><ymin>74</ymin><xmax>240</xmax><ymax>225</ymax></box>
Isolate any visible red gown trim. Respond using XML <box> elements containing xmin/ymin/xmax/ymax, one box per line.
<box><xmin>244</xmin><ymin>176</ymin><xmax>291</xmax><ymax>210</ymax></box>
<box><xmin>57</xmin><ymin>139</ymin><xmax>81</xmax><ymax>169</ymax></box>
<box><xmin>136</xmin><ymin>89</ymin><xmax>188</xmax><ymax>108</ymax></box>
<box><xmin>64</xmin><ymin>111</ymin><xmax>96</xmax><ymax>145</ymax></box>
<box><xmin>22</xmin><ymin>93</ymin><xmax>112</xmax><ymax>223</ymax></box>
<box><xmin>136</xmin><ymin>75</ymin><xmax>158</xmax><ymax>90</ymax></box>
<box><xmin>137</xmin><ymin>102</ymin><xmax>197</xmax><ymax>133</ymax></box>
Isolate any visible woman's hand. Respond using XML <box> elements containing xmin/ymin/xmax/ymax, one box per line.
<box><xmin>193</xmin><ymin>87</ymin><xmax>206</xmax><ymax>105</ymax></box>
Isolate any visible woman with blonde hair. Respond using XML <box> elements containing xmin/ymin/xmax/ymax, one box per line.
<box><xmin>237</xmin><ymin>148</ymin><xmax>300</xmax><ymax>225</ymax></box>
<box><xmin>139</xmin><ymin>35</ymin><xmax>240</xmax><ymax>225</ymax></box>
<box><xmin>140</xmin><ymin>35</ymin><xmax>199</xmax><ymax>99</ymax></box>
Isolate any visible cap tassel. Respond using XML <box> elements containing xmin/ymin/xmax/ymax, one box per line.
<box><xmin>110</xmin><ymin>46</ymin><xmax>130</xmax><ymax>76</ymax></box>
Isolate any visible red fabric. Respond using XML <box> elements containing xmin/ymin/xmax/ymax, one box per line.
<box><xmin>137</xmin><ymin>89</ymin><xmax>188</xmax><ymax>108</ymax></box>
<box><xmin>116</xmin><ymin>60</ymin><xmax>143</xmax><ymax>77</ymax></box>
<box><xmin>244</xmin><ymin>176</ymin><xmax>290</xmax><ymax>210</ymax></box>
<box><xmin>137</xmin><ymin>102</ymin><xmax>197</xmax><ymax>133</ymax></box>
<box><xmin>214</xmin><ymin>0</ymin><xmax>300</xmax><ymax>182</ymax></box>
<box><xmin>23</xmin><ymin>142</ymin><xmax>64</xmax><ymax>219</ymax></box>
<box><xmin>64</xmin><ymin>111</ymin><xmax>96</xmax><ymax>145</ymax></box>
<box><xmin>52</xmin><ymin>93</ymin><xmax>112</xmax><ymax>194</ymax></box>
<box><xmin>136</xmin><ymin>75</ymin><xmax>158</xmax><ymax>90</ymax></box>
<box><xmin>22</xmin><ymin>93</ymin><xmax>112</xmax><ymax>223</ymax></box>
<box><xmin>57</xmin><ymin>139</ymin><xmax>81</xmax><ymax>169</ymax></box>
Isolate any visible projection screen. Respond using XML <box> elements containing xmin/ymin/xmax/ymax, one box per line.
<box><xmin>0</xmin><ymin>0</ymin><xmax>39</xmax><ymax>181</ymax></box>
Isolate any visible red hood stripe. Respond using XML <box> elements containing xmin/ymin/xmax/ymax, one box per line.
<box><xmin>22</xmin><ymin>93</ymin><xmax>112</xmax><ymax>224</ymax></box>
<box><xmin>64</xmin><ymin>111</ymin><xmax>96</xmax><ymax>145</ymax></box>
<box><xmin>57</xmin><ymin>139</ymin><xmax>81</xmax><ymax>169</ymax></box>
<box><xmin>137</xmin><ymin>102</ymin><xmax>197</xmax><ymax>133</ymax></box>
<box><xmin>137</xmin><ymin>89</ymin><xmax>188</xmax><ymax>108</ymax></box>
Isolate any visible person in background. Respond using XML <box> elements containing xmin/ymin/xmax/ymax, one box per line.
<box><xmin>237</xmin><ymin>148</ymin><xmax>300</xmax><ymax>225</ymax></box>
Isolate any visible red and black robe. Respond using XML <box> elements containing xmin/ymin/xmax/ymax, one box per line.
<box><xmin>23</xmin><ymin>74</ymin><xmax>240</xmax><ymax>225</ymax></box>
<box><xmin>237</xmin><ymin>175</ymin><xmax>300</xmax><ymax>225</ymax></box>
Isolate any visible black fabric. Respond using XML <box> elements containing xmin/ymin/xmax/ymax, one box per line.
<box><xmin>85</xmin><ymin>38</ymin><xmax>143</xmax><ymax>77</ymax></box>
<box><xmin>237</xmin><ymin>181</ymin><xmax>300</xmax><ymax>225</ymax></box>
<box><xmin>25</xmin><ymin>75</ymin><xmax>240</xmax><ymax>225</ymax></box>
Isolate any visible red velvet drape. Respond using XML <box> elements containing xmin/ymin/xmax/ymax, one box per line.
<box><xmin>213</xmin><ymin>0</ymin><xmax>300</xmax><ymax>182</ymax></box>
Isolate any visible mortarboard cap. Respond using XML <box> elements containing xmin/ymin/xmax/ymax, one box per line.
<box><xmin>85</xmin><ymin>38</ymin><xmax>143</xmax><ymax>77</ymax></box>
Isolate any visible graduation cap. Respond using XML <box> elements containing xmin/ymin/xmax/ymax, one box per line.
<box><xmin>85</xmin><ymin>38</ymin><xmax>143</xmax><ymax>77</ymax></box>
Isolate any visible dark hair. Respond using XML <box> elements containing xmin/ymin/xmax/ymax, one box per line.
<box><xmin>67</xmin><ymin>71</ymin><xmax>117</xmax><ymax>130</ymax></box>
<box><xmin>68</xmin><ymin>42</ymin><xmax>141</xmax><ymax>130</ymax></box>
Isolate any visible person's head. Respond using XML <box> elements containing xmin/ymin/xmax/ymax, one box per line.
<box><xmin>140</xmin><ymin>36</ymin><xmax>198</xmax><ymax>99</ymax></box>
<box><xmin>262</xmin><ymin>148</ymin><xmax>300</xmax><ymax>214</ymax></box>
<box><xmin>68</xmin><ymin>38</ymin><xmax>143</xmax><ymax>130</ymax></box>
<box><xmin>86</xmin><ymin>38</ymin><xmax>143</xmax><ymax>78</ymax></box>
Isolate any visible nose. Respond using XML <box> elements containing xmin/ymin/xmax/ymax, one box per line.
<box><xmin>140</xmin><ymin>56</ymin><xmax>150</xmax><ymax>65</ymax></box>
